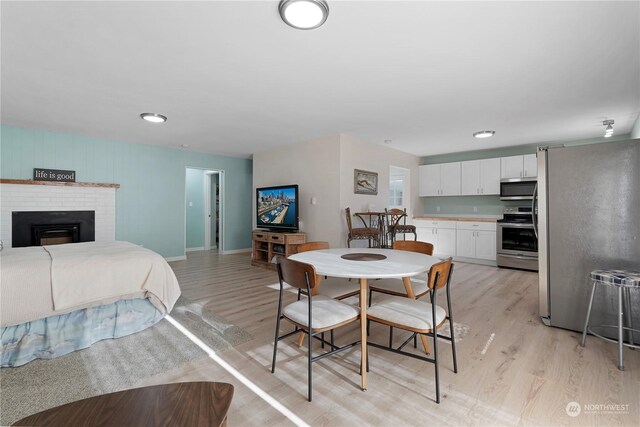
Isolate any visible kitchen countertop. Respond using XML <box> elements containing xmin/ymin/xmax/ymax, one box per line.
<box><xmin>413</xmin><ymin>214</ymin><xmax>502</xmax><ymax>222</ymax></box>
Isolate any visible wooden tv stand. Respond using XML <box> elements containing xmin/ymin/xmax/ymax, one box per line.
<box><xmin>251</xmin><ymin>230</ymin><xmax>305</xmax><ymax>271</ymax></box>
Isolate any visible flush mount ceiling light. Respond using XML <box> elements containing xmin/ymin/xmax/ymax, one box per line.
<box><xmin>603</xmin><ymin>119</ymin><xmax>614</xmax><ymax>138</ymax></box>
<box><xmin>473</xmin><ymin>130</ymin><xmax>495</xmax><ymax>139</ymax></box>
<box><xmin>279</xmin><ymin>0</ymin><xmax>329</xmax><ymax>30</ymax></box>
<box><xmin>140</xmin><ymin>113</ymin><xmax>167</xmax><ymax>123</ymax></box>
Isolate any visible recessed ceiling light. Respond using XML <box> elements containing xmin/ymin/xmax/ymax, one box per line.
<box><xmin>279</xmin><ymin>0</ymin><xmax>329</xmax><ymax>30</ymax></box>
<box><xmin>473</xmin><ymin>130</ymin><xmax>495</xmax><ymax>139</ymax></box>
<box><xmin>140</xmin><ymin>113</ymin><xmax>167</xmax><ymax>123</ymax></box>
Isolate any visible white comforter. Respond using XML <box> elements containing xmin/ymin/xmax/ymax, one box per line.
<box><xmin>0</xmin><ymin>241</ymin><xmax>181</xmax><ymax>327</ymax></box>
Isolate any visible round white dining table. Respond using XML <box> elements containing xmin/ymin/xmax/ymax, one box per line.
<box><xmin>288</xmin><ymin>247</ymin><xmax>441</xmax><ymax>391</ymax></box>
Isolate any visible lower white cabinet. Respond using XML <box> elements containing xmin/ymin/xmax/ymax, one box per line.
<box><xmin>455</xmin><ymin>222</ymin><xmax>496</xmax><ymax>261</ymax></box>
<box><xmin>415</xmin><ymin>220</ymin><xmax>456</xmax><ymax>257</ymax></box>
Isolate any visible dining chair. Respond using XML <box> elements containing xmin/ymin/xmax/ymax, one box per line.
<box><xmin>271</xmin><ymin>258</ymin><xmax>361</xmax><ymax>401</ymax></box>
<box><xmin>369</xmin><ymin>240</ymin><xmax>434</xmax><ymax>299</ymax></box>
<box><xmin>367</xmin><ymin>240</ymin><xmax>435</xmax><ymax>353</ymax></box>
<box><xmin>366</xmin><ymin>258</ymin><xmax>457</xmax><ymax>403</ymax></box>
<box><xmin>293</xmin><ymin>241</ymin><xmax>360</xmax><ymax>350</ymax></box>
<box><xmin>296</xmin><ymin>242</ymin><xmax>360</xmax><ymax>300</ymax></box>
<box><xmin>345</xmin><ymin>207</ymin><xmax>380</xmax><ymax>248</ymax></box>
<box><xmin>386</xmin><ymin>208</ymin><xmax>417</xmax><ymax>245</ymax></box>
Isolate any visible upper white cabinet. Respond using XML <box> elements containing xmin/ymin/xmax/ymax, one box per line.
<box><xmin>522</xmin><ymin>154</ymin><xmax>537</xmax><ymax>177</ymax></box>
<box><xmin>461</xmin><ymin>158</ymin><xmax>500</xmax><ymax>195</ymax></box>
<box><xmin>501</xmin><ymin>154</ymin><xmax>537</xmax><ymax>179</ymax></box>
<box><xmin>419</xmin><ymin>163</ymin><xmax>461</xmax><ymax>196</ymax></box>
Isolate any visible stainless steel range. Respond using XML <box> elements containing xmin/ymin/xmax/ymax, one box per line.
<box><xmin>496</xmin><ymin>206</ymin><xmax>538</xmax><ymax>271</ymax></box>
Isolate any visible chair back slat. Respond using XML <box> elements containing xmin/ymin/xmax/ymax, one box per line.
<box><xmin>393</xmin><ymin>240</ymin><xmax>434</xmax><ymax>256</ymax></box>
<box><xmin>296</xmin><ymin>241</ymin><xmax>330</xmax><ymax>253</ymax></box>
<box><xmin>277</xmin><ymin>258</ymin><xmax>317</xmax><ymax>290</ymax></box>
<box><xmin>345</xmin><ymin>207</ymin><xmax>353</xmax><ymax>232</ymax></box>
<box><xmin>427</xmin><ymin>258</ymin><xmax>453</xmax><ymax>290</ymax></box>
<box><xmin>386</xmin><ymin>208</ymin><xmax>407</xmax><ymax>228</ymax></box>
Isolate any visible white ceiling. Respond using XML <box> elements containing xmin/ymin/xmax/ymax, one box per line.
<box><xmin>2</xmin><ymin>1</ymin><xmax>639</xmax><ymax>158</ymax></box>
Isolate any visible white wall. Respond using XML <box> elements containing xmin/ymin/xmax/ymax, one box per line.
<box><xmin>253</xmin><ymin>133</ymin><xmax>422</xmax><ymax>248</ymax></box>
<box><xmin>339</xmin><ymin>133</ymin><xmax>421</xmax><ymax>247</ymax></box>
<box><xmin>253</xmin><ymin>134</ymin><xmax>343</xmax><ymax>247</ymax></box>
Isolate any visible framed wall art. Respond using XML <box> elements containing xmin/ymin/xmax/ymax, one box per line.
<box><xmin>354</xmin><ymin>169</ymin><xmax>378</xmax><ymax>195</ymax></box>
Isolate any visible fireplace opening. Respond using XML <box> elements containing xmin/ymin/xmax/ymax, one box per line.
<box><xmin>33</xmin><ymin>224</ymin><xmax>80</xmax><ymax>246</ymax></box>
<box><xmin>12</xmin><ymin>211</ymin><xmax>95</xmax><ymax>248</ymax></box>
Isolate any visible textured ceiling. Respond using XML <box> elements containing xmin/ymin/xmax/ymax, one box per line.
<box><xmin>2</xmin><ymin>1</ymin><xmax>639</xmax><ymax>158</ymax></box>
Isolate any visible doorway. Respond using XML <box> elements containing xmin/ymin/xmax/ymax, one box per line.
<box><xmin>389</xmin><ymin>166</ymin><xmax>410</xmax><ymax>212</ymax></box>
<box><xmin>185</xmin><ymin>167</ymin><xmax>224</xmax><ymax>253</ymax></box>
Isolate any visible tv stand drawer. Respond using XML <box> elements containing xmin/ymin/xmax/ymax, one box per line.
<box><xmin>253</xmin><ymin>232</ymin><xmax>269</xmax><ymax>242</ymax></box>
<box><xmin>269</xmin><ymin>234</ymin><xmax>285</xmax><ymax>243</ymax></box>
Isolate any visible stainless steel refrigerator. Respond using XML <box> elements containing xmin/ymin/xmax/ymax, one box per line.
<box><xmin>536</xmin><ymin>140</ymin><xmax>640</xmax><ymax>339</ymax></box>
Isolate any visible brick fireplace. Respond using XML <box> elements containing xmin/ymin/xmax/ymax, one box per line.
<box><xmin>0</xmin><ymin>180</ymin><xmax>117</xmax><ymax>248</ymax></box>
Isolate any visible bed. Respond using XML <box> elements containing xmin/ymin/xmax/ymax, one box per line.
<box><xmin>0</xmin><ymin>241</ymin><xmax>181</xmax><ymax>367</ymax></box>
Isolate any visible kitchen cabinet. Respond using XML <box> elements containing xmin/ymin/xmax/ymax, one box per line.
<box><xmin>461</xmin><ymin>158</ymin><xmax>500</xmax><ymax>195</ymax></box>
<box><xmin>414</xmin><ymin>220</ymin><xmax>456</xmax><ymax>256</ymax></box>
<box><xmin>523</xmin><ymin>154</ymin><xmax>537</xmax><ymax>177</ymax></box>
<box><xmin>501</xmin><ymin>154</ymin><xmax>537</xmax><ymax>179</ymax></box>
<box><xmin>418</xmin><ymin>163</ymin><xmax>461</xmax><ymax>196</ymax></box>
<box><xmin>455</xmin><ymin>222</ymin><xmax>496</xmax><ymax>261</ymax></box>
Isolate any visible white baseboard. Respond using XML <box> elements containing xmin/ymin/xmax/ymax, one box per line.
<box><xmin>222</xmin><ymin>248</ymin><xmax>252</xmax><ymax>255</ymax></box>
<box><xmin>186</xmin><ymin>247</ymin><xmax>204</xmax><ymax>252</ymax></box>
<box><xmin>165</xmin><ymin>255</ymin><xmax>187</xmax><ymax>262</ymax></box>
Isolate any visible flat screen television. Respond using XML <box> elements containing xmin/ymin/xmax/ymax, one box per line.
<box><xmin>256</xmin><ymin>184</ymin><xmax>299</xmax><ymax>231</ymax></box>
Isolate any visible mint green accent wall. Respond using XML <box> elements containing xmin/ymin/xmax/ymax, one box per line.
<box><xmin>0</xmin><ymin>125</ymin><xmax>252</xmax><ymax>257</ymax></box>
<box><xmin>185</xmin><ymin>168</ymin><xmax>205</xmax><ymax>248</ymax></box>
<box><xmin>421</xmin><ymin>136</ymin><xmax>631</xmax><ymax>215</ymax></box>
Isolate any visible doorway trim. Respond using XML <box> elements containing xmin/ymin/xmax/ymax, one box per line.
<box><xmin>184</xmin><ymin>167</ymin><xmax>225</xmax><ymax>255</ymax></box>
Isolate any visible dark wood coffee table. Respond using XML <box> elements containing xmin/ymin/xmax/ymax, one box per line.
<box><xmin>13</xmin><ymin>382</ymin><xmax>234</xmax><ymax>427</ymax></box>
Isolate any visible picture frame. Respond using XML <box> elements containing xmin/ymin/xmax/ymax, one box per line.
<box><xmin>354</xmin><ymin>169</ymin><xmax>378</xmax><ymax>195</ymax></box>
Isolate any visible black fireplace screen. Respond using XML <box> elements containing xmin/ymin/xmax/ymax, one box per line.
<box><xmin>12</xmin><ymin>211</ymin><xmax>95</xmax><ymax>247</ymax></box>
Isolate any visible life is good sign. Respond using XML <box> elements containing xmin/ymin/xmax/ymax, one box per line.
<box><xmin>33</xmin><ymin>168</ymin><xmax>76</xmax><ymax>182</ymax></box>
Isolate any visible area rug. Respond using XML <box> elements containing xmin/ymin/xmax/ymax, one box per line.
<box><xmin>0</xmin><ymin>296</ymin><xmax>252</xmax><ymax>426</ymax></box>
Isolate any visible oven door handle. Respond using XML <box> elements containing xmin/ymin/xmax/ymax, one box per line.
<box><xmin>532</xmin><ymin>183</ymin><xmax>538</xmax><ymax>238</ymax></box>
<box><xmin>498</xmin><ymin>223</ymin><xmax>535</xmax><ymax>228</ymax></box>
<box><xmin>499</xmin><ymin>253</ymin><xmax>537</xmax><ymax>260</ymax></box>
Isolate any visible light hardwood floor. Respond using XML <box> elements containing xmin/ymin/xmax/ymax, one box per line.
<box><xmin>137</xmin><ymin>251</ymin><xmax>639</xmax><ymax>426</ymax></box>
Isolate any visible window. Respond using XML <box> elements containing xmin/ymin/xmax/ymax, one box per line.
<box><xmin>389</xmin><ymin>166</ymin><xmax>409</xmax><ymax>210</ymax></box>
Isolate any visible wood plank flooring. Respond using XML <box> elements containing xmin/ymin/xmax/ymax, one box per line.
<box><xmin>137</xmin><ymin>251</ymin><xmax>639</xmax><ymax>426</ymax></box>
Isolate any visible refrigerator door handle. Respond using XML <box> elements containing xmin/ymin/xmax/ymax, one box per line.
<box><xmin>532</xmin><ymin>183</ymin><xmax>538</xmax><ymax>239</ymax></box>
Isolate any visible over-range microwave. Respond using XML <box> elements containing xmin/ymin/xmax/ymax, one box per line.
<box><xmin>499</xmin><ymin>177</ymin><xmax>537</xmax><ymax>200</ymax></box>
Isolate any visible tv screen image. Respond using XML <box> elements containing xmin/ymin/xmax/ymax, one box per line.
<box><xmin>256</xmin><ymin>185</ymin><xmax>299</xmax><ymax>230</ymax></box>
